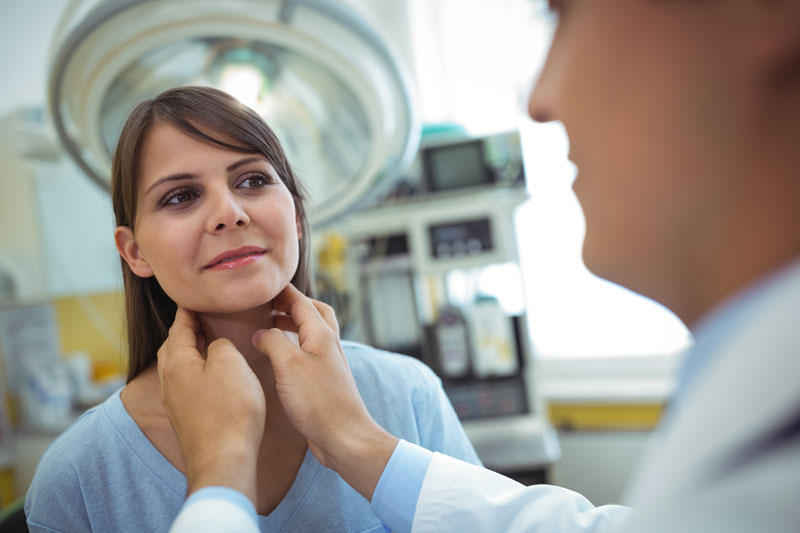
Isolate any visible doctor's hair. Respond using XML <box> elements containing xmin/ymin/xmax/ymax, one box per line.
<box><xmin>111</xmin><ymin>85</ymin><xmax>313</xmax><ymax>383</ymax></box>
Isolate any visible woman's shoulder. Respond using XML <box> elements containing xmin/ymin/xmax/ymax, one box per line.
<box><xmin>341</xmin><ymin>341</ymin><xmax>445</xmax><ymax>415</ymax></box>
<box><xmin>342</xmin><ymin>341</ymin><xmax>441</xmax><ymax>390</ymax></box>
<box><xmin>33</xmin><ymin>390</ymin><xmax>124</xmax><ymax>468</ymax></box>
<box><xmin>25</xmin><ymin>391</ymin><xmax>125</xmax><ymax>529</ymax></box>
<box><xmin>26</xmin><ymin>386</ymin><xmax>184</xmax><ymax>532</ymax></box>
<box><xmin>340</xmin><ymin>341</ymin><xmax>481</xmax><ymax>465</ymax></box>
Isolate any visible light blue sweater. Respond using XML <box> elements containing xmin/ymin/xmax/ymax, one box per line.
<box><xmin>25</xmin><ymin>341</ymin><xmax>481</xmax><ymax>532</ymax></box>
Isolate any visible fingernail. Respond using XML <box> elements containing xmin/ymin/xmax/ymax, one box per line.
<box><xmin>251</xmin><ymin>329</ymin><xmax>268</xmax><ymax>346</ymax></box>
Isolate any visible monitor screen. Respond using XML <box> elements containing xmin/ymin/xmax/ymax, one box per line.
<box><xmin>425</xmin><ymin>140</ymin><xmax>490</xmax><ymax>192</ymax></box>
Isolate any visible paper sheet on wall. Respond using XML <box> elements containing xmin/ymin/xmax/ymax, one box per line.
<box><xmin>0</xmin><ymin>303</ymin><xmax>61</xmax><ymax>460</ymax></box>
<box><xmin>0</xmin><ymin>379</ymin><xmax>12</xmax><ymax>467</ymax></box>
<box><xmin>0</xmin><ymin>303</ymin><xmax>60</xmax><ymax>394</ymax></box>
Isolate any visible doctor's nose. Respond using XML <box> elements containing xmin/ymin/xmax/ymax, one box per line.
<box><xmin>207</xmin><ymin>192</ymin><xmax>250</xmax><ymax>233</ymax></box>
<box><xmin>527</xmin><ymin>41</ymin><xmax>562</xmax><ymax>123</ymax></box>
<box><xmin>528</xmin><ymin>71</ymin><xmax>556</xmax><ymax>123</ymax></box>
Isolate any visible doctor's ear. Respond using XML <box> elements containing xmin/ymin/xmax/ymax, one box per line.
<box><xmin>114</xmin><ymin>226</ymin><xmax>154</xmax><ymax>278</ymax></box>
<box><xmin>752</xmin><ymin>0</ymin><xmax>800</xmax><ymax>85</ymax></box>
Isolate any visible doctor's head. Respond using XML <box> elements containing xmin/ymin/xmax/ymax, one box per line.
<box><xmin>111</xmin><ymin>86</ymin><xmax>312</xmax><ymax>380</ymax></box>
<box><xmin>529</xmin><ymin>0</ymin><xmax>800</xmax><ymax>325</ymax></box>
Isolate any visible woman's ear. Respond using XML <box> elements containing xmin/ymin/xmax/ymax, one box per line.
<box><xmin>114</xmin><ymin>226</ymin><xmax>154</xmax><ymax>278</ymax></box>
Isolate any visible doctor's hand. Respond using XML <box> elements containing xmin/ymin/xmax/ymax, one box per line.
<box><xmin>158</xmin><ymin>306</ymin><xmax>265</xmax><ymax>503</ymax></box>
<box><xmin>253</xmin><ymin>284</ymin><xmax>399</xmax><ymax>501</ymax></box>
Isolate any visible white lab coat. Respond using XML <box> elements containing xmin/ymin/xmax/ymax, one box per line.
<box><xmin>412</xmin><ymin>262</ymin><xmax>800</xmax><ymax>533</ymax></box>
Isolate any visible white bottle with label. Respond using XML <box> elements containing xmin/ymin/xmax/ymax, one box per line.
<box><xmin>466</xmin><ymin>296</ymin><xmax>518</xmax><ymax>378</ymax></box>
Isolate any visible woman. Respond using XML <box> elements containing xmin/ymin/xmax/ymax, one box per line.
<box><xmin>25</xmin><ymin>86</ymin><xmax>480</xmax><ymax>532</ymax></box>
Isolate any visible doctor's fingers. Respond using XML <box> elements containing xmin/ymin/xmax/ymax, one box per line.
<box><xmin>205</xmin><ymin>337</ymin><xmax>247</xmax><ymax>368</ymax></box>
<box><xmin>272</xmin><ymin>314</ymin><xmax>299</xmax><ymax>334</ymax></box>
<box><xmin>258</xmin><ymin>324</ymin><xmax>338</xmax><ymax>361</ymax></box>
<box><xmin>273</xmin><ymin>285</ymin><xmax>334</xmax><ymax>334</ymax></box>
<box><xmin>253</xmin><ymin>328</ymin><xmax>305</xmax><ymax>368</ymax></box>
<box><xmin>254</xmin><ymin>326</ymin><xmax>349</xmax><ymax>390</ymax></box>
<box><xmin>173</xmin><ymin>306</ymin><xmax>202</xmax><ymax>332</ymax></box>
<box><xmin>274</xmin><ymin>303</ymin><xmax>338</xmax><ymax>338</ymax></box>
<box><xmin>157</xmin><ymin>340</ymin><xmax>204</xmax><ymax>390</ymax></box>
<box><xmin>166</xmin><ymin>307</ymin><xmax>203</xmax><ymax>351</ymax></box>
<box><xmin>177</xmin><ymin>305</ymin><xmax>207</xmax><ymax>353</ymax></box>
<box><xmin>275</xmin><ymin>285</ymin><xmax>339</xmax><ymax>335</ymax></box>
<box><xmin>310</xmin><ymin>299</ymin><xmax>339</xmax><ymax>337</ymax></box>
<box><xmin>157</xmin><ymin>308</ymin><xmax>204</xmax><ymax>381</ymax></box>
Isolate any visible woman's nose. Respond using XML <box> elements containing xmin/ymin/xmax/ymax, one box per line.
<box><xmin>207</xmin><ymin>191</ymin><xmax>250</xmax><ymax>233</ymax></box>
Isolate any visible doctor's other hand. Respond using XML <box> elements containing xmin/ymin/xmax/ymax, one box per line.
<box><xmin>158</xmin><ymin>306</ymin><xmax>265</xmax><ymax>503</ymax></box>
<box><xmin>253</xmin><ymin>284</ymin><xmax>399</xmax><ymax>500</ymax></box>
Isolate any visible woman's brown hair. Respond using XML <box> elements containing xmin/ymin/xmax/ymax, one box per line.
<box><xmin>112</xmin><ymin>86</ymin><xmax>312</xmax><ymax>382</ymax></box>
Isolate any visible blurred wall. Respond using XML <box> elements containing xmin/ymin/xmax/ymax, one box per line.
<box><xmin>0</xmin><ymin>0</ymin><xmax>67</xmax><ymax>116</ymax></box>
<box><xmin>551</xmin><ymin>430</ymin><xmax>651</xmax><ymax>506</ymax></box>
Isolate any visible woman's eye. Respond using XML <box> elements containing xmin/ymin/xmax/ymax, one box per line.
<box><xmin>162</xmin><ymin>188</ymin><xmax>197</xmax><ymax>206</ymax></box>
<box><xmin>238</xmin><ymin>173</ymin><xmax>271</xmax><ymax>189</ymax></box>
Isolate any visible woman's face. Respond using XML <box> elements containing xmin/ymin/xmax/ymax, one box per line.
<box><xmin>115</xmin><ymin>122</ymin><xmax>301</xmax><ymax>313</ymax></box>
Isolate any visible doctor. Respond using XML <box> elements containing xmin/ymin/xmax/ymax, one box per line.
<box><xmin>162</xmin><ymin>1</ymin><xmax>800</xmax><ymax>531</ymax></box>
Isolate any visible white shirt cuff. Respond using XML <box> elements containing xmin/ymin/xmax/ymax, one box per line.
<box><xmin>171</xmin><ymin>486</ymin><xmax>259</xmax><ymax>533</ymax></box>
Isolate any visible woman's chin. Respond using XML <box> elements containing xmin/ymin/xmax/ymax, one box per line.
<box><xmin>166</xmin><ymin>280</ymin><xmax>288</xmax><ymax>314</ymax></box>
<box><xmin>178</xmin><ymin>294</ymin><xmax>275</xmax><ymax>315</ymax></box>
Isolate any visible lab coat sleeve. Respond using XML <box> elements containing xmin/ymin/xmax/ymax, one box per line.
<box><xmin>170</xmin><ymin>487</ymin><xmax>259</xmax><ymax>533</ymax></box>
<box><xmin>411</xmin><ymin>451</ymin><xmax>632</xmax><ymax>533</ymax></box>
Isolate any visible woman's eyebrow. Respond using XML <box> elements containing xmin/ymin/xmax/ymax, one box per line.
<box><xmin>144</xmin><ymin>173</ymin><xmax>197</xmax><ymax>198</ymax></box>
<box><xmin>226</xmin><ymin>156</ymin><xmax>270</xmax><ymax>172</ymax></box>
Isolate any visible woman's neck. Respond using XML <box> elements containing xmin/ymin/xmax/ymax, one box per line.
<box><xmin>194</xmin><ymin>302</ymin><xmax>310</xmax><ymax>514</ymax></box>
<box><xmin>196</xmin><ymin>303</ymin><xmax>276</xmax><ymax>394</ymax></box>
<box><xmin>124</xmin><ymin>301</ymin><xmax>308</xmax><ymax>515</ymax></box>
<box><xmin>194</xmin><ymin>301</ymin><xmax>307</xmax><ymax>445</ymax></box>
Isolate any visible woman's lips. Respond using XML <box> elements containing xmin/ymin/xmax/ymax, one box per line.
<box><xmin>204</xmin><ymin>247</ymin><xmax>267</xmax><ymax>270</ymax></box>
<box><xmin>206</xmin><ymin>252</ymin><xmax>264</xmax><ymax>270</ymax></box>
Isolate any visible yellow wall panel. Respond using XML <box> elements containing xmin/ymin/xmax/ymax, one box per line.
<box><xmin>0</xmin><ymin>469</ymin><xmax>15</xmax><ymax>509</ymax></box>
<box><xmin>53</xmin><ymin>291</ymin><xmax>127</xmax><ymax>378</ymax></box>
<box><xmin>549</xmin><ymin>403</ymin><xmax>664</xmax><ymax>431</ymax></box>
